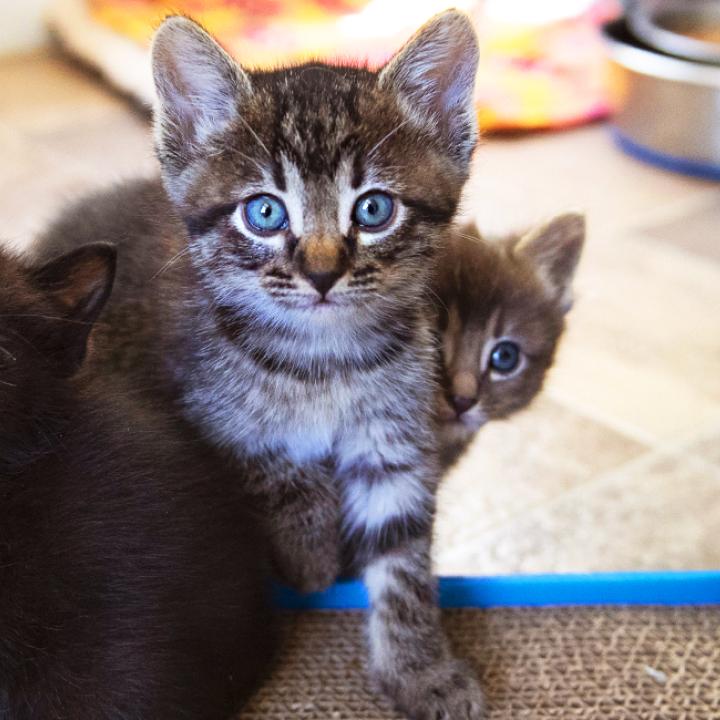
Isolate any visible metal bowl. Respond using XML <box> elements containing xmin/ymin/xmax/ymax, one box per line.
<box><xmin>602</xmin><ymin>17</ymin><xmax>720</xmax><ymax>179</ymax></box>
<box><xmin>627</xmin><ymin>0</ymin><xmax>720</xmax><ymax>65</ymax></box>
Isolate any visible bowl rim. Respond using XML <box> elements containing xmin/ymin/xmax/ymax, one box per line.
<box><xmin>628</xmin><ymin>0</ymin><xmax>720</xmax><ymax>65</ymax></box>
<box><xmin>603</xmin><ymin>18</ymin><xmax>720</xmax><ymax>87</ymax></box>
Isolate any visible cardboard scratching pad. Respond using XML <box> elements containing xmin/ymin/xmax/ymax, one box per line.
<box><xmin>240</xmin><ymin>607</ymin><xmax>720</xmax><ymax>719</ymax></box>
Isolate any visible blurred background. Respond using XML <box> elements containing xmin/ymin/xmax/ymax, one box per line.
<box><xmin>1</xmin><ymin>0</ymin><xmax>718</xmax><ymax>575</ymax></box>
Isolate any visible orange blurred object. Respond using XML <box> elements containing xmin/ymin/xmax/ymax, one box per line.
<box><xmin>58</xmin><ymin>0</ymin><xmax>622</xmax><ymax>131</ymax></box>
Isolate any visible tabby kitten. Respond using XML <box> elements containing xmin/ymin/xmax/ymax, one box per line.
<box><xmin>434</xmin><ymin>213</ymin><xmax>585</xmax><ymax>468</ymax></box>
<box><xmin>0</xmin><ymin>244</ymin><xmax>271</xmax><ymax>719</ymax></box>
<box><xmin>35</xmin><ymin>11</ymin><xmax>484</xmax><ymax>719</ymax></box>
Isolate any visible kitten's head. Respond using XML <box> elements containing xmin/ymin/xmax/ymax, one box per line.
<box><xmin>435</xmin><ymin>213</ymin><xmax>585</xmax><ymax>439</ymax></box>
<box><xmin>151</xmin><ymin>12</ymin><xmax>478</xmax><ymax>333</ymax></box>
<box><xmin>0</xmin><ymin>244</ymin><xmax>115</xmax><ymax>463</ymax></box>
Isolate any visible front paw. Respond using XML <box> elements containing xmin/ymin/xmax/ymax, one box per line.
<box><xmin>375</xmin><ymin>657</ymin><xmax>485</xmax><ymax>720</ymax></box>
<box><xmin>271</xmin><ymin>541</ymin><xmax>340</xmax><ymax>594</ymax></box>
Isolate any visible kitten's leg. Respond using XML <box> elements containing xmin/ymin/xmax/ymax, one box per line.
<box><xmin>339</xmin><ymin>437</ymin><xmax>484</xmax><ymax>720</ymax></box>
<box><xmin>364</xmin><ymin>537</ymin><xmax>484</xmax><ymax>720</ymax></box>
<box><xmin>245</xmin><ymin>456</ymin><xmax>341</xmax><ymax>594</ymax></box>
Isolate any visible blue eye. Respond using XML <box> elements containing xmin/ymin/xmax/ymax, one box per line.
<box><xmin>353</xmin><ymin>191</ymin><xmax>394</xmax><ymax>230</ymax></box>
<box><xmin>243</xmin><ymin>194</ymin><xmax>288</xmax><ymax>234</ymax></box>
<box><xmin>490</xmin><ymin>341</ymin><xmax>521</xmax><ymax>374</ymax></box>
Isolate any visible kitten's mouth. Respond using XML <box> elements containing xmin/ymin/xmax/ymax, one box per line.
<box><xmin>458</xmin><ymin>414</ymin><xmax>487</xmax><ymax>430</ymax></box>
<box><xmin>303</xmin><ymin>294</ymin><xmax>355</xmax><ymax>311</ymax></box>
<box><xmin>438</xmin><ymin>399</ymin><xmax>488</xmax><ymax>431</ymax></box>
<box><xmin>309</xmin><ymin>297</ymin><xmax>339</xmax><ymax>311</ymax></box>
<box><xmin>276</xmin><ymin>294</ymin><xmax>340</xmax><ymax>311</ymax></box>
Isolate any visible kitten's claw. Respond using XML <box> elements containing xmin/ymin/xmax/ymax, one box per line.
<box><xmin>375</xmin><ymin>657</ymin><xmax>485</xmax><ymax>720</ymax></box>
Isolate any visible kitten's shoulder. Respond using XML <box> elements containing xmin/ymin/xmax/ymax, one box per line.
<box><xmin>32</xmin><ymin>177</ymin><xmax>180</xmax><ymax>262</ymax></box>
<box><xmin>30</xmin><ymin>178</ymin><xmax>192</xmax><ymax>378</ymax></box>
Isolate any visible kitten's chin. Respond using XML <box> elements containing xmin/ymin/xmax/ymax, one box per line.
<box><xmin>441</xmin><ymin>410</ymin><xmax>488</xmax><ymax>435</ymax></box>
<box><xmin>461</xmin><ymin>408</ymin><xmax>488</xmax><ymax>431</ymax></box>
<box><xmin>438</xmin><ymin>422</ymin><xmax>474</xmax><ymax>450</ymax></box>
<box><xmin>287</xmin><ymin>298</ymin><xmax>345</xmax><ymax>316</ymax></box>
<box><xmin>274</xmin><ymin>293</ymin><xmax>364</xmax><ymax>318</ymax></box>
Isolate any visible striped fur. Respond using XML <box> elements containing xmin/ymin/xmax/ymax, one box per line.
<box><xmin>34</xmin><ymin>11</ymin><xmax>483</xmax><ymax>719</ymax></box>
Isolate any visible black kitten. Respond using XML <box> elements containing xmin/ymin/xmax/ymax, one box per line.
<box><xmin>0</xmin><ymin>244</ymin><xmax>272</xmax><ymax>719</ymax></box>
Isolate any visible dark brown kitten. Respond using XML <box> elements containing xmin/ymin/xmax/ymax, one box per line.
<box><xmin>0</xmin><ymin>244</ymin><xmax>272</xmax><ymax>719</ymax></box>
<box><xmin>434</xmin><ymin>213</ymin><xmax>585</xmax><ymax>468</ymax></box>
<box><xmin>34</xmin><ymin>11</ymin><xmax>484</xmax><ymax>720</ymax></box>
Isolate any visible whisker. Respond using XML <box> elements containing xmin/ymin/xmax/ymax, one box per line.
<box><xmin>151</xmin><ymin>246</ymin><xmax>191</xmax><ymax>280</ymax></box>
<box><xmin>426</xmin><ymin>284</ymin><xmax>448</xmax><ymax>314</ymax></box>
<box><xmin>453</xmin><ymin>231</ymin><xmax>484</xmax><ymax>245</ymax></box>
<box><xmin>237</xmin><ymin>115</ymin><xmax>272</xmax><ymax>160</ymax></box>
<box><xmin>348</xmin><ymin>280</ymin><xmax>375</xmax><ymax>289</ymax></box>
<box><xmin>368</xmin><ymin>119</ymin><xmax>411</xmax><ymax>160</ymax></box>
<box><xmin>206</xmin><ymin>141</ymin><xmax>261</xmax><ymax>169</ymax></box>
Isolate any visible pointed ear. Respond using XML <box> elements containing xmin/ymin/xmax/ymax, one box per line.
<box><xmin>30</xmin><ymin>243</ymin><xmax>116</xmax><ymax>377</ymax></box>
<box><xmin>151</xmin><ymin>16</ymin><xmax>251</xmax><ymax>170</ymax></box>
<box><xmin>514</xmin><ymin>213</ymin><xmax>585</xmax><ymax>312</ymax></box>
<box><xmin>379</xmin><ymin>10</ymin><xmax>479</xmax><ymax>165</ymax></box>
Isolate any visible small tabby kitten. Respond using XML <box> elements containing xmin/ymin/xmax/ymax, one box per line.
<box><xmin>434</xmin><ymin>213</ymin><xmax>585</xmax><ymax>468</ymax></box>
<box><xmin>35</xmin><ymin>11</ymin><xmax>484</xmax><ymax>719</ymax></box>
<box><xmin>0</xmin><ymin>244</ymin><xmax>271</xmax><ymax>719</ymax></box>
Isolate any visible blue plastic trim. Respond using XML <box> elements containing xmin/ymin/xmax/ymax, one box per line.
<box><xmin>273</xmin><ymin>571</ymin><xmax>720</xmax><ymax>610</ymax></box>
<box><xmin>611</xmin><ymin>128</ymin><xmax>720</xmax><ymax>182</ymax></box>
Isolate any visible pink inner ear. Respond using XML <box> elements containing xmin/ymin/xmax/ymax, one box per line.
<box><xmin>515</xmin><ymin>213</ymin><xmax>585</xmax><ymax>301</ymax></box>
<box><xmin>58</xmin><ymin>263</ymin><xmax>106</xmax><ymax>315</ymax></box>
<box><xmin>152</xmin><ymin>18</ymin><xmax>249</xmax><ymax>146</ymax></box>
<box><xmin>379</xmin><ymin>11</ymin><xmax>478</xmax><ymax>159</ymax></box>
<box><xmin>32</xmin><ymin>244</ymin><xmax>116</xmax><ymax>329</ymax></box>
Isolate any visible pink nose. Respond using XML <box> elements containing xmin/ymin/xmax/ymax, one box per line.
<box><xmin>451</xmin><ymin>395</ymin><xmax>476</xmax><ymax>416</ymax></box>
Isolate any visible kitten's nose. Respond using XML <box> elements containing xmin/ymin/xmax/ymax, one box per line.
<box><xmin>451</xmin><ymin>395</ymin><xmax>476</xmax><ymax>416</ymax></box>
<box><xmin>304</xmin><ymin>269</ymin><xmax>343</xmax><ymax>298</ymax></box>
<box><xmin>297</xmin><ymin>236</ymin><xmax>348</xmax><ymax>298</ymax></box>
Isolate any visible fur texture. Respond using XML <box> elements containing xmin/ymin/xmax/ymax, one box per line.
<box><xmin>0</xmin><ymin>245</ymin><xmax>272</xmax><ymax>719</ymax></box>
<box><xmin>434</xmin><ymin>213</ymin><xmax>585</xmax><ymax>468</ymax></box>
<box><xmin>34</xmin><ymin>11</ymin><xmax>483</xmax><ymax>719</ymax></box>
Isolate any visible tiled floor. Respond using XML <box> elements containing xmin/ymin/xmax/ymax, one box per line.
<box><xmin>2</xmin><ymin>50</ymin><xmax>719</xmax><ymax>574</ymax></box>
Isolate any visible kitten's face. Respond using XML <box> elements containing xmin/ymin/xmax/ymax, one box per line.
<box><xmin>172</xmin><ymin>71</ymin><xmax>461</xmax><ymax>326</ymax></box>
<box><xmin>435</xmin><ymin>215</ymin><xmax>585</xmax><ymax>444</ymax></box>
<box><xmin>151</xmin><ymin>13</ymin><xmax>478</xmax><ymax>332</ymax></box>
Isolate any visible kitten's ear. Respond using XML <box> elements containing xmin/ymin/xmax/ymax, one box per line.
<box><xmin>379</xmin><ymin>10</ymin><xmax>479</xmax><ymax>164</ymax></box>
<box><xmin>30</xmin><ymin>243</ymin><xmax>116</xmax><ymax>377</ymax></box>
<box><xmin>515</xmin><ymin>213</ymin><xmax>585</xmax><ymax>312</ymax></box>
<box><xmin>151</xmin><ymin>16</ymin><xmax>251</xmax><ymax>168</ymax></box>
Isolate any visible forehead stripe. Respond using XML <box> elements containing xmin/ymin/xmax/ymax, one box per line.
<box><xmin>402</xmin><ymin>197</ymin><xmax>456</xmax><ymax>225</ymax></box>
<box><xmin>183</xmin><ymin>202</ymin><xmax>237</xmax><ymax>237</ymax></box>
<box><xmin>351</xmin><ymin>153</ymin><xmax>365</xmax><ymax>190</ymax></box>
<box><xmin>271</xmin><ymin>157</ymin><xmax>287</xmax><ymax>192</ymax></box>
